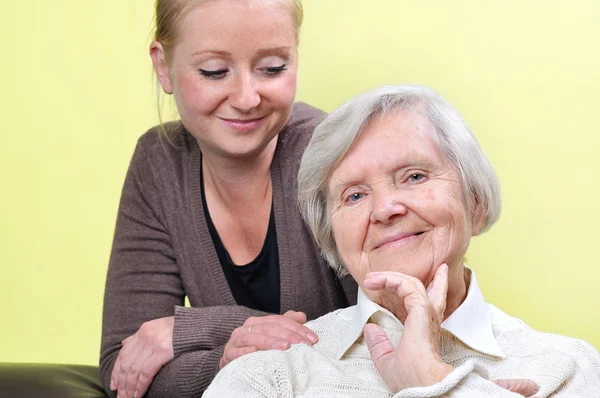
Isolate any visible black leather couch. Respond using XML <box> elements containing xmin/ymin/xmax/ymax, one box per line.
<box><xmin>0</xmin><ymin>363</ymin><xmax>107</xmax><ymax>397</ymax></box>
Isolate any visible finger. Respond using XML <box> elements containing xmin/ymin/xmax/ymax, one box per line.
<box><xmin>282</xmin><ymin>310</ymin><xmax>307</xmax><ymax>324</ymax></box>
<box><xmin>123</xmin><ymin>345</ymin><xmax>153</xmax><ymax>398</ymax></box>
<box><xmin>493</xmin><ymin>379</ymin><xmax>540</xmax><ymax>396</ymax></box>
<box><xmin>220</xmin><ymin>345</ymin><xmax>258</xmax><ymax>369</ymax></box>
<box><xmin>365</xmin><ymin>272</ymin><xmax>427</xmax><ymax>296</ymax></box>
<box><xmin>135</xmin><ymin>351</ymin><xmax>173</xmax><ymax>397</ymax></box>
<box><xmin>111</xmin><ymin>335</ymin><xmax>135</xmax><ymax>391</ymax></box>
<box><xmin>367</xmin><ymin>272</ymin><xmax>443</xmax><ymax>354</ymax></box>
<box><xmin>364</xmin><ymin>272</ymin><xmax>428</xmax><ymax>312</ymax></box>
<box><xmin>246</xmin><ymin>321</ymin><xmax>316</xmax><ymax>346</ymax></box>
<box><xmin>111</xmin><ymin>352</ymin><xmax>122</xmax><ymax>391</ymax></box>
<box><xmin>426</xmin><ymin>263</ymin><xmax>448</xmax><ymax>320</ymax></box>
<box><xmin>364</xmin><ymin>323</ymin><xmax>394</xmax><ymax>372</ymax></box>
<box><xmin>117</xmin><ymin>340</ymin><xmax>146</xmax><ymax>398</ymax></box>
<box><xmin>244</xmin><ymin>315</ymin><xmax>318</xmax><ymax>344</ymax></box>
<box><xmin>236</xmin><ymin>331</ymin><xmax>291</xmax><ymax>353</ymax></box>
<box><xmin>115</xmin><ymin>344</ymin><xmax>134</xmax><ymax>396</ymax></box>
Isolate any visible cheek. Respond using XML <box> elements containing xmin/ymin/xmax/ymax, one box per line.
<box><xmin>331</xmin><ymin>207</ymin><xmax>370</xmax><ymax>268</ymax></box>
<box><xmin>174</xmin><ymin>74</ymin><xmax>223</xmax><ymax>117</ymax></box>
<box><xmin>267</xmin><ymin>71</ymin><xmax>297</xmax><ymax>108</ymax></box>
<box><xmin>422</xmin><ymin>197</ymin><xmax>472</xmax><ymax>256</ymax></box>
<box><xmin>417</xmin><ymin>185</ymin><xmax>467</xmax><ymax>229</ymax></box>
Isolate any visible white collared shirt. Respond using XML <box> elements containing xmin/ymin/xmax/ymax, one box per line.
<box><xmin>205</xmin><ymin>269</ymin><xmax>600</xmax><ymax>397</ymax></box>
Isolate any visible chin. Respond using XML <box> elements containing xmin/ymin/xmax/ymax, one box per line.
<box><xmin>370</xmin><ymin>253</ymin><xmax>423</xmax><ymax>274</ymax></box>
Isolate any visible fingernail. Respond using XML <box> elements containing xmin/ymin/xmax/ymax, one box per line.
<box><xmin>134</xmin><ymin>391</ymin><xmax>140</xmax><ymax>398</ymax></box>
<box><xmin>276</xmin><ymin>340</ymin><xmax>289</xmax><ymax>349</ymax></box>
<box><xmin>307</xmin><ymin>333</ymin><xmax>318</xmax><ymax>343</ymax></box>
<box><xmin>110</xmin><ymin>380</ymin><xmax>116</xmax><ymax>390</ymax></box>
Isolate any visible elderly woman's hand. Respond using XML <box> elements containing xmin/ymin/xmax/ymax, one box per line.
<box><xmin>363</xmin><ymin>265</ymin><xmax>542</xmax><ymax>397</ymax></box>
<box><xmin>220</xmin><ymin>310</ymin><xmax>319</xmax><ymax>369</ymax></box>
<box><xmin>363</xmin><ymin>263</ymin><xmax>452</xmax><ymax>392</ymax></box>
<box><xmin>110</xmin><ymin>316</ymin><xmax>175</xmax><ymax>398</ymax></box>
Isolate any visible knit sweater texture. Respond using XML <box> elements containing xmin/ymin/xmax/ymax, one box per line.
<box><xmin>99</xmin><ymin>102</ymin><xmax>358</xmax><ymax>396</ymax></box>
<box><xmin>205</xmin><ymin>271</ymin><xmax>600</xmax><ymax>397</ymax></box>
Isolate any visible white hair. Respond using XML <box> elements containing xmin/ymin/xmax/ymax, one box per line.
<box><xmin>297</xmin><ymin>85</ymin><xmax>501</xmax><ymax>275</ymax></box>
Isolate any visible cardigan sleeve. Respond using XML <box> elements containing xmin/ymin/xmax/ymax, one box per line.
<box><xmin>99</xmin><ymin>138</ymin><xmax>269</xmax><ymax>397</ymax></box>
<box><xmin>394</xmin><ymin>338</ymin><xmax>600</xmax><ymax>397</ymax></box>
<box><xmin>393</xmin><ymin>360</ymin><xmax>523</xmax><ymax>398</ymax></box>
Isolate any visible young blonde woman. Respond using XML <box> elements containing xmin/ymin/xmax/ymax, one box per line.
<box><xmin>99</xmin><ymin>1</ymin><xmax>357</xmax><ymax>397</ymax></box>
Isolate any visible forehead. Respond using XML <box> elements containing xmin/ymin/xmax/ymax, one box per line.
<box><xmin>176</xmin><ymin>0</ymin><xmax>297</xmax><ymax>51</ymax></box>
<box><xmin>328</xmin><ymin>110</ymin><xmax>445</xmax><ymax>188</ymax></box>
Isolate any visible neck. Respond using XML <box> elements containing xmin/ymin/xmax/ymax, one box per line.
<box><xmin>443</xmin><ymin>264</ymin><xmax>468</xmax><ymax>320</ymax></box>
<box><xmin>201</xmin><ymin>137</ymin><xmax>277</xmax><ymax>206</ymax></box>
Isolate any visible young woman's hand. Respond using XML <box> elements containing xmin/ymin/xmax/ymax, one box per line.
<box><xmin>219</xmin><ymin>310</ymin><xmax>318</xmax><ymax>369</ymax></box>
<box><xmin>110</xmin><ymin>316</ymin><xmax>175</xmax><ymax>398</ymax></box>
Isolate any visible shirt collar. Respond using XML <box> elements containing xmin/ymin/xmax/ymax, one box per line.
<box><xmin>336</xmin><ymin>267</ymin><xmax>506</xmax><ymax>360</ymax></box>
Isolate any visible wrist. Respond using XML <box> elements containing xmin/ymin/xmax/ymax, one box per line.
<box><xmin>393</xmin><ymin>360</ymin><xmax>453</xmax><ymax>393</ymax></box>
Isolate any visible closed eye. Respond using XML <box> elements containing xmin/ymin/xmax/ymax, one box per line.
<box><xmin>261</xmin><ymin>64</ymin><xmax>287</xmax><ymax>77</ymax></box>
<box><xmin>199</xmin><ymin>68</ymin><xmax>228</xmax><ymax>80</ymax></box>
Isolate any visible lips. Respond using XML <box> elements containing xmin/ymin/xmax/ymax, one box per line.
<box><xmin>374</xmin><ymin>231</ymin><xmax>426</xmax><ymax>249</ymax></box>
<box><xmin>218</xmin><ymin>116</ymin><xmax>266</xmax><ymax>132</ymax></box>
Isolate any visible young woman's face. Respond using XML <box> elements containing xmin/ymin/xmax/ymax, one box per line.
<box><xmin>155</xmin><ymin>0</ymin><xmax>298</xmax><ymax>159</ymax></box>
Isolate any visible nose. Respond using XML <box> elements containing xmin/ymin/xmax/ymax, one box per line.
<box><xmin>229</xmin><ymin>72</ymin><xmax>261</xmax><ymax>112</ymax></box>
<box><xmin>369</xmin><ymin>189</ymin><xmax>408</xmax><ymax>224</ymax></box>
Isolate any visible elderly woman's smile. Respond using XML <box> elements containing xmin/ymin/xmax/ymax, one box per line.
<box><xmin>327</xmin><ymin>108</ymin><xmax>483</xmax><ymax>314</ymax></box>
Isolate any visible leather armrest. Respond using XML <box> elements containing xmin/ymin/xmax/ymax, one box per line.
<box><xmin>0</xmin><ymin>363</ymin><xmax>107</xmax><ymax>398</ymax></box>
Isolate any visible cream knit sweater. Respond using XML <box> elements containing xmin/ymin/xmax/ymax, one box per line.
<box><xmin>205</xmin><ymin>270</ymin><xmax>600</xmax><ymax>397</ymax></box>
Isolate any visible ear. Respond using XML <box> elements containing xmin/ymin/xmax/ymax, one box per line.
<box><xmin>470</xmin><ymin>194</ymin><xmax>486</xmax><ymax>236</ymax></box>
<box><xmin>150</xmin><ymin>41</ymin><xmax>173</xmax><ymax>94</ymax></box>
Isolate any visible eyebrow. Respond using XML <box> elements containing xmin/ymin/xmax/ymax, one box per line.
<box><xmin>191</xmin><ymin>46</ymin><xmax>293</xmax><ymax>59</ymax></box>
<box><xmin>254</xmin><ymin>46</ymin><xmax>293</xmax><ymax>58</ymax></box>
<box><xmin>191</xmin><ymin>49</ymin><xmax>232</xmax><ymax>58</ymax></box>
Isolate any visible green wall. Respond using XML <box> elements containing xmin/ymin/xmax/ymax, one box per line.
<box><xmin>2</xmin><ymin>0</ymin><xmax>599</xmax><ymax>365</ymax></box>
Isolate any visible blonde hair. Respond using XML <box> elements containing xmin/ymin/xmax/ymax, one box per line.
<box><xmin>152</xmin><ymin>0</ymin><xmax>303</xmax><ymax>134</ymax></box>
<box><xmin>154</xmin><ymin>0</ymin><xmax>303</xmax><ymax>62</ymax></box>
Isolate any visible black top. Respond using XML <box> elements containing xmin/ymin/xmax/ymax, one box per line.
<box><xmin>201</xmin><ymin>171</ymin><xmax>281</xmax><ymax>314</ymax></box>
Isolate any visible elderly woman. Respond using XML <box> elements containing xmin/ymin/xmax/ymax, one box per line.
<box><xmin>204</xmin><ymin>85</ymin><xmax>600</xmax><ymax>397</ymax></box>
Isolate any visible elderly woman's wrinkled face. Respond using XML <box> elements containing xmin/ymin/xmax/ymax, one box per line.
<box><xmin>327</xmin><ymin>110</ymin><xmax>483</xmax><ymax>290</ymax></box>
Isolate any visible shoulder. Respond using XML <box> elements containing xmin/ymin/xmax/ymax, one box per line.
<box><xmin>305</xmin><ymin>307</ymin><xmax>351</xmax><ymax>336</ymax></box>
<box><xmin>287</xmin><ymin>101</ymin><xmax>327</xmax><ymax>128</ymax></box>
<box><xmin>489</xmin><ymin>303</ymin><xmax>600</xmax><ymax>370</ymax></box>
<box><xmin>205</xmin><ymin>340</ymin><xmax>333</xmax><ymax>397</ymax></box>
<box><xmin>496</xmin><ymin>320</ymin><xmax>600</xmax><ymax>377</ymax></box>
<box><xmin>126</xmin><ymin>121</ymin><xmax>198</xmax><ymax>182</ymax></box>
<box><xmin>304</xmin><ymin>308</ymin><xmax>354</xmax><ymax>357</ymax></box>
<box><xmin>277</xmin><ymin>102</ymin><xmax>327</xmax><ymax>158</ymax></box>
<box><xmin>488</xmin><ymin>303</ymin><xmax>526</xmax><ymax>335</ymax></box>
<box><xmin>134</xmin><ymin>121</ymin><xmax>196</xmax><ymax>161</ymax></box>
<box><xmin>214</xmin><ymin>308</ymin><xmax>350</xmax><ymax>380</ymax></box>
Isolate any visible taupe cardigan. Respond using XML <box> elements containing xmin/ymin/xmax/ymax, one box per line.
<box><xmin>99</xmin><ymin>103</ymin><xmax>357</xmax><ymax>396</ymax></box>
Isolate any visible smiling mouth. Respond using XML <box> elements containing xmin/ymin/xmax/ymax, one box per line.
<box><xmin>219</xmin><ymin>116</ymin><xmax>265</xmax><ymax>123</ymax></box>
<box><xmin>218</xmin><ymin>116</ymin><xmax>267</xmax><ymax>132</ymax></box>
<box><xmin>375</xmin><ymin>231</ymin><xmax>426</xmax><ymax>249</ymax></box>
